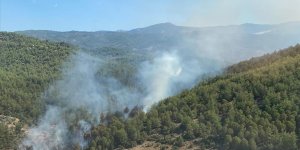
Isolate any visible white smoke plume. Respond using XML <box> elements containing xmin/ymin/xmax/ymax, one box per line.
<box><xmin>19</xmin><ymin>46</ymin><xmax>225</xmax><ymax>149</ymax></box>
<box><xmin>19</xmin><ymin>52</ymin><xmax>142</xmax><ymax>149</ymax></box>
<box><xmin>139</xmin><ymin>50</ymin><xmax>224</xmax><ymax>109</ymax></box>
<box><xmin>139</xmin><ymin>51</ymin><xmax>182</xmax><ymax>108</ymax></box>
<box><xmin>21</xmin><ymin>106</ymin><xmax>68</xmax><ymax>150</ymax></box>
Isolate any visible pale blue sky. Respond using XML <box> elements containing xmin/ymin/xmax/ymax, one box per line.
<box><xmin>1</xmin><ymin>0</ymin><xmax>300</xmax><ymax>31</ymax></box>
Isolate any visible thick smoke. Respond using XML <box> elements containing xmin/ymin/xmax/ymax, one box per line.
<box><xmin>139</xmin><ymin>51</ymin><xmax>182</xmax><ymax>108</ymax></box>
<box><xmin>21</xmin><ymin>106</ymin><xmax>67</xmax><ymax>150</ymax></box>
<box><xmin>20</xmin><ymin>45</ymin><xmax>225</xmax><ymax>149</ymax></box>
<box><xmin>139</xmin><ymin>50</ymin><xmax>224</xmax><ymax>109</ymax></box>
<box><xmin>19</xmin><ymin>52</ymin><xmax>142</xmax><ymax>149</ymax></box>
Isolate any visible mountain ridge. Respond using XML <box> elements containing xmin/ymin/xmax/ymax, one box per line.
<box><xmin>17</xmin><ymin>22</ymin><xmax>300</xmax><ymax>63</ymax></box>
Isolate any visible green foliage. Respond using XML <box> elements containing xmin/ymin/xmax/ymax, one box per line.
<box><xmin>0</xmin><ymin>123</ymin><xmax>16</xmax><ymax>149</ymax></box>
<box><xmin>0</xmin><ymin>32</ymin><xmax>73</xmax><ymax>148</ymax></box>
<box><xmin>0</xmin><ymin>32</ymin><xmax>73</xmax><ymax>122</ymax></box>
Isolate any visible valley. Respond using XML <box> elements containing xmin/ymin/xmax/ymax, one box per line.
<box><xmin>0</xmin><ymin>22</ymin><xmax>300</xmax><ymax>150</ymax></box>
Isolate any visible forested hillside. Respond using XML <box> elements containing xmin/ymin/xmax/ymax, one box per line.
<box><xmin>1</xmin><ymin>31</ymin><xmax>300</xmax><ymax>150</ymax></box>
<box><xmin>86</xmin><ymin>44</ymin><xmax>300</xmax><ymax>150</ymax></box>
<box><xmin>0</xmin><ymin>32</ymin><xmax>73</xmax><ymax>148</ymax></box>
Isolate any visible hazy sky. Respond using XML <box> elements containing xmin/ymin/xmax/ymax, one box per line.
<box><xmin>1</xmin><ymin>0</ymin><xmax>300</xmax><ymax>31</ymax></box>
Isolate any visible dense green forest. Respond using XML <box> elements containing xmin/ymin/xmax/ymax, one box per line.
<box><xmin>1</xmin><ymin>31</ymin><xmax>300</xmax><ymax>150</ymax></box>
<box><xmin>0</xmin><ymin>32</ymin><xmax>148</xmax><ymax>149</ymax></box>
<box><xmin>86</xmin><ymin>44</ymin><xmax>300</xmax><ymax>150</ymax></box>
<box><xmin>0</xmin><ymin>32</ymin><xmax>73</xmax><ymax>149</ymax></box>
<box><xmin>0</xmin><ymin>32</ymin><xmax>149</xmax><ymax>149</ymax></box>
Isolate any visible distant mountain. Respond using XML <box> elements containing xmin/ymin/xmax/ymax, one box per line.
<box><xmin>17</xmin><ymin>22</ymin><xmax>300</xmax><ymax>65</ymax></box>
<box><xmin>16</xmin><ymin>23</ymin><xmax>181</xmax><ymax>52</ymax></box>
<box><xmin>130</xmin><ymin>22</ymin><xmax>180</xmax><ymax>33</ymax></box>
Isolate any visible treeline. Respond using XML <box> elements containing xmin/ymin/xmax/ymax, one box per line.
<box><xmin>86</xmin><ymin>45</ymin><xmax>300</xmax><ymax>150</ymax></box>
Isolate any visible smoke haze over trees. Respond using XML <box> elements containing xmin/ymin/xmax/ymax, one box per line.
<box><xmin>0</xmin><ymin>21</ymin><xmax>300</xmax><ymax>149</ymax></box>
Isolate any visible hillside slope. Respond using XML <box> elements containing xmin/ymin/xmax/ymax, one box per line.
<box><xmin>86</xmin><ymin>45</ymin><xmax>300</xmax><ymax>150</ymax></box>
<box><xmin>0</xmin><ymin>32</ymin><xmax>73</xmax><ymax>149</ymax></box>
